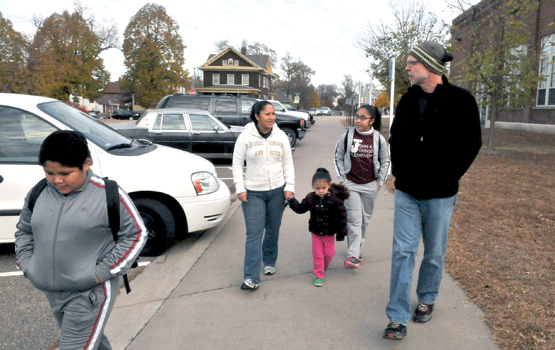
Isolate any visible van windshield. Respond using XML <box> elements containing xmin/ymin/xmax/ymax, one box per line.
<box><xmin>37</xmin><ymin>101</ymin><xmax>132</xmax><ymax>150</ymax></box>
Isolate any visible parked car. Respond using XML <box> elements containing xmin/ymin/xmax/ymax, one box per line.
<box><xmin>280</xmin><ymin>101</ymin><xmax>315</xmax><ymax>125</ymax></box>
<box><xmin>269</xmin><ymin>100</ymin><xmax>313</xmax><ymax>126</ymax></box>
<box><xmin>156</xmin><ymin>94</ymin><xmax>306</xmax><ymax>147</ymax></box>
<box><xmin>88</xmin><ymin>112</ymin><xmax>106</xmax><ymax>119</ymax></box>
<box><xmin>118</xmin><ymin>109</ymin><xmax>244</xmax><ymax>159</ymax></box>
<box><xmin>317</xmin><ymin>107</ymin><xmax>332</xmax><ymax>116</ymax></box>
<box><xmin>111</xmin><ymin>109</ymin><xmax>143</xmax><ymax>120</ymax></box>
<box><xmin>0</xmin><ymin>93</ymin><xmax>230</xmax><ymax>256</ymax></box>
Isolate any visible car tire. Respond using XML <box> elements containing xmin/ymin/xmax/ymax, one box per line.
<box><xmin>281</xmin><ymin>127</ymin><xmax>297</xmax><ymax>147</ymax></box>
<box><xmin>134</xmin><ymin>198</ymin><xmax>176</xmax><ymax>256</ymax></box>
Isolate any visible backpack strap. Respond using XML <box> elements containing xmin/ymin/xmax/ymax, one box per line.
<box><xmin>27</xmin><ymin>178</ymin><xmax>48</xmax><ymax>212</ymax></box>
<box><xmin>103</xmin><ymin>177</ymin><xmax>133</xmax><ymax>294</ymax></box>
<box><xmin>104</xmin><ymin>178</ymin><xmax>120</xmax><ymax>243</ymax></box>
<box><xmin>343</xmin><ymin>128</ymin><xmax>351</xmax><ymax>153</ymax></box>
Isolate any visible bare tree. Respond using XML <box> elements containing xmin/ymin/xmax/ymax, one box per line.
<box><xmin>357</xmin><ymin>0</ymin><xmax>450</xmax><ymax>100</ymax></box>
<box><xmin>213</xmin><ymin>39</ymin><xmax>231</xmax><ymax>52</ymax></box>
<box><xmin>450</xmin><ymin>0</ymin><xmax>540</xmax><ymax>150</ymax></box>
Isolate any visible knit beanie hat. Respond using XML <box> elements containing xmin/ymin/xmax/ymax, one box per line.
<box><xmin>409</xmin><ymin>41</ymin><xmax>454</xmax><ymax>75</ymax></box>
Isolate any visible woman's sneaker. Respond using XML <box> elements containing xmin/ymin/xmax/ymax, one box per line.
<box><xmin>240</xmin><ymin>279</ymin><xmax>259</xmax><ymax>290</ymax></box>
<box><xmin>344</xmin><ymin>257</ymin><xmax>360</xmax><ymax>269</ymax></box>
<box><xmin>413</xmin><ymin>303</ymin><xmax>434</xmax><ymax>323</ymax></box>
<box><xmin>383</xmin><ymin>322</ymin><xmax>407</xmax><ymax>340</ymax></box>
<box><xmin>313</xmin><ymin>278</ymin><xmax>324</xmax><ymax>287</ymax></box>
<box><xmin>263</xmin><ymin>266</ymin><xmax>275</xmax><ymax>275</ymax></box>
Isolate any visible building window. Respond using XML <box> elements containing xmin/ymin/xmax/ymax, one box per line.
<box><xmin>537</xmin><ymin>34</ymin><xmax>555</xmax><ymax>106</ymax></box>
<box><xmin>228</xmin><ymin>58</ymin><xmax>234</xmax><ymax>66</ymax></box>
<box><xmin>222</xmin><ymin>60</ymin><xmax>227</xmax><ymax>66</ymax></box>
<box><xmin>234</xmin><ymin>60</ymin><xmax>239</xmax><ymax>66</ymax></box>
<box><xmin>213</xmin><ymin>74</ymin><xmax>220</xmax><ymax>85</ymax></box>
<box><xmin>227</xmin><ymin>74</ymin><xmax>234</xmax><ymax>85</ymax></box>
<box><xmin>242</xmin><ymin>74</ymin><xmax>249</xmax><ymax>86</ymax></box>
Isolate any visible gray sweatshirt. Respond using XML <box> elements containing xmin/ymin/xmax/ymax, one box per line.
<box><xmin>15</xmin><ymin>170</ymin><xmax>147</xmax><ymax>292</ymax></box>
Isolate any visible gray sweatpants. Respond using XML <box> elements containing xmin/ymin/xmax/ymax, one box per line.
<box><xmin>44</xmin><ymin>277</ymin><xmax>119</xmax><ymax>350</ymax></box>
<box><xmin>343</xmin><ymin>179</ymin><xmax>380</xmax><ymax>259</ymax></box>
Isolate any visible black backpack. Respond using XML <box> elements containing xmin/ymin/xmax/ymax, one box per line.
<box><xmin>27</xmin><ymin>177</ymin><xmax>134</xmax><ymax>294</ymax></box>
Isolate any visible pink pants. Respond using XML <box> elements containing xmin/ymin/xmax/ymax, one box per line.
<box><xmin>312</xmin><ymin>233</ymin><xmax>336</xmax><ymax>279</ymax></box>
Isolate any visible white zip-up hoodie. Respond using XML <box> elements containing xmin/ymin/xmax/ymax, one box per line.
<box><xmin>232</xmin><ymin>122</ymin><xmax>295</xmax><ymax>194</ymax></box>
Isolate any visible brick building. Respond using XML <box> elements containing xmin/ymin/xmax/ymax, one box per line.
<box><xmin>451</xmin><ymin>0</ymin><xmax>555</xmax><ymax>130</ymax></box>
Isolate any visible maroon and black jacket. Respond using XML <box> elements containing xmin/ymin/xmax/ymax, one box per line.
<box><xmin>288</xmin><ymin>183</ymin><xmax>349</xmax><ymax>241</ymax></box>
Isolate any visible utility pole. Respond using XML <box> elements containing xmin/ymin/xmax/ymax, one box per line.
<box><xmin>389</xmin><ymin>58</ymin><xmax>395</xmax><ymax>134</ymax></box>
<box><xmin>368</xmin><ymin>70</ymin><xmax>373</xmax><ymax>105</ymax></box>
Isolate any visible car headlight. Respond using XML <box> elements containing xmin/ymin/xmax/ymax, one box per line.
<box><xmin>191</xmin><ymin>171</ymin><xmax>220</xmax><ymax>195</ymax></box>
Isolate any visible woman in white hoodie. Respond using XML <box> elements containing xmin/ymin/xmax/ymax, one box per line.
<box><xmin>232</xmin><ymin>100</ymin><xmax>295</xmax><ymax>290</ymax></box>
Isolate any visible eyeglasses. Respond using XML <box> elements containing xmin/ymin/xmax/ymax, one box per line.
<box><xmin>354</xmin><ymin>115</ymin><xmax>371</xmax><ymax>121</ymax></box>
<box><xmin>406</xmin><ymin>60</ymin><xmax>421</xmax><ymax>66</ymax></box>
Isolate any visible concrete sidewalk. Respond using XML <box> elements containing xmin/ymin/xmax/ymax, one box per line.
<box><xmin>105</xmin><ymin>119</ymin><xmax>500</xmax><ymax>350</ymax></box>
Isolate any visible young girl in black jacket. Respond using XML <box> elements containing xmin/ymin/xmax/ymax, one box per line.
<box><xmin>288</xmin><ymin>168</ymin><xmax>349</xmax><ymax>286</ymax></box>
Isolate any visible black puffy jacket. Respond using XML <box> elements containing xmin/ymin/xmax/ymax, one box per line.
<box><xmin>288</xmin><ymin>183</ymin><xmax>349</xmax><ymax>241</ymax></box>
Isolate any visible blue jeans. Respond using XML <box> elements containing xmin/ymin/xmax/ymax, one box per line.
<box><xmin>241</xmin><ymin>186</ymin><xmax>285</xmax><ymax>283</ymax></box>
<box><xmin>386</xmin><ymin>190</ymin><xmax>456</xmax><ymax>325</ymax></box>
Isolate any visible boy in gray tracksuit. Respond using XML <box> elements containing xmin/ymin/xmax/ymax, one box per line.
<box><xmin>15</xmin><ymin>130</ymin><xmax>148</xmax><ymax>350</ymax></box>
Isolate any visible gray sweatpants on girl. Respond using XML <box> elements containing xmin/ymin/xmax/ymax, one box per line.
<box><xmin>44</xmin><ymin>277</ymin><xmax>119</xmax><ymax>350</ymax></box>
<box><xmin>343</xmin><ymin>179</ymin><xmax>380</xmax><ymax>259</ymax></box>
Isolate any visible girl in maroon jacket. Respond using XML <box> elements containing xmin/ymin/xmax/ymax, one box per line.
<box><xmin>288</xmin><ymin>168</ymin><xmax>349</xmax><ymax>287</ymax></box>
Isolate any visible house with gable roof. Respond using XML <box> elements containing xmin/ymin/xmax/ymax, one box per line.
<box><xmin>94</xmin><ymin>81</ymin><xmax>126</xmax><ymax>115</ymax></box>
<box><xmin>197</xmin><ymin>46</ymin><xmax>277</xmax><ymax>99</ymax></box>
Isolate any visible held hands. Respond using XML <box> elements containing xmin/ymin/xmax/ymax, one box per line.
<box><xmin>237</xmin><ymin>191</ymin><xmax>248</xmax><ymax>202</ymax></box>
<box><xmin>238</xmin><ymin>191</ymin><xmax>294</xmax><ymax>202</ymax></box>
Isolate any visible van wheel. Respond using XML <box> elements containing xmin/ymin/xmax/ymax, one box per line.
<box><xmin>134</xmin><ymin>198</ymin><xmax>176</xmax><ymax>256</ymax></box>
<box><xmin>281</xmin><ymin>127</ymin><xmax>297</xmax><ymax>147</ymax></box>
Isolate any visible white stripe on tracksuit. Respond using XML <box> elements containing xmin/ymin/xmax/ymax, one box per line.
<box><xmin>86</xmin><ymin>279</ymin><xmax>113</xmax><ymax>350</ymax></box>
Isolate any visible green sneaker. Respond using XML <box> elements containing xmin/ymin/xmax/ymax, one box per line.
<box><xmin>313</xmin><ymin>278</ymin><xmax>324</xmax><ymax>287</ymax></box>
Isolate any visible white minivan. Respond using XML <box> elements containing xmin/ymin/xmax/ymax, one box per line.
<box><xmin>0</xmin><ymin>93</ymin><xmax>230</xmax><ymax>255</ymax></box>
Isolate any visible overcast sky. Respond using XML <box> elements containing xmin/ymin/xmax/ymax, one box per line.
<box><xmin>2</xmin><ymin>0</ymin><xmax>469</xmax><ymax>88</ymax></box>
